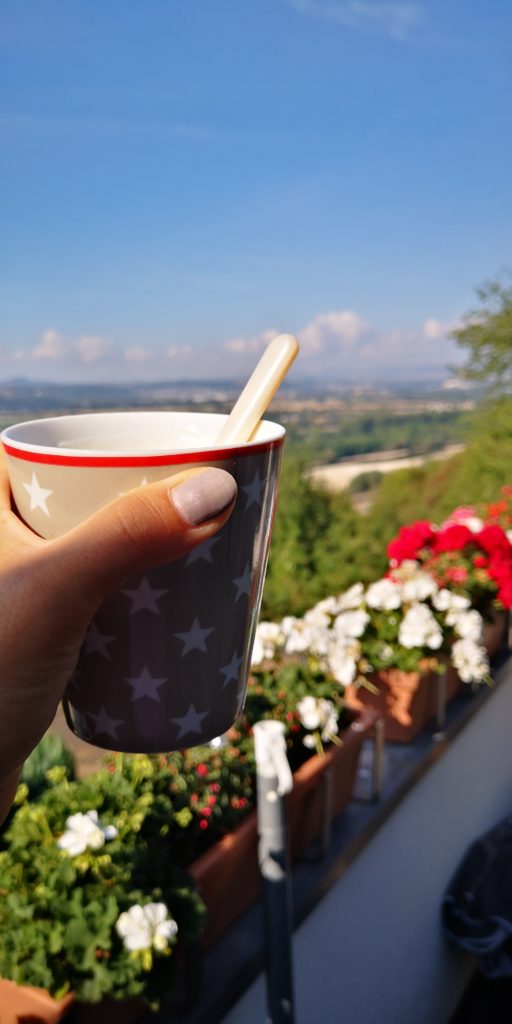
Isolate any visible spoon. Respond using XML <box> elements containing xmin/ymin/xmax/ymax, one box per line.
<box><xmin>215</xmin><ymin>333</ymin><xmax>300</xmax><ymax>445</ymax></box>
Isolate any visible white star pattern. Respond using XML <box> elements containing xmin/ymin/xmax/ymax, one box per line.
<box><xmin>124</xmin><ymin>666</ymin><xmax>168</xmax><ymax>702</ymax></box>
<box><xmin>83</xmin><ymin>622</ymin><xmax>116</xmax><ymax>659</ymax></box>
<box><xmin>122</xmin><ymin>576</ymin><xmax>169</xmax><ymax>615</ymax></box>
<box><xmin>22</xmin><ymin>472</ymin><xmax>53</xmax><ymax>516</ymax></box>
<box><xmin>88</xmin><ymin>706</ymin><xmax>124</xmax><ymax>740</ymax></box>
<box><xmin>242</xmin><ymin>470</ymin><xmax>266</xmax><ymax>509</ymax></box>
<box><xmin>171</xmin><ymin>702</ymin><xmax>210</xmax><ymax>739</ymax></box>
<box><xmin>185</xmin><ymin>535</ymin><xmax>221</xmax><ymax>566</ymax></box>
<box><xmin>174</xmin><ymin>617</ymin><xmax>215</xmax><ymax>656</ymax></box>
<box><xmin>220</xmin><ymin>650</ymin><xmax>243</xmax><ymax>688</ymax></box>
<box><xmin>232</xmin><ymin>562</ymin><xmax>252</xmax><ymax>602</ymax></box>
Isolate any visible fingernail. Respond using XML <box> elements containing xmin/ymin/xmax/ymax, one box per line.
<box><xmin>170</xmin><ymin>468</ymin><xmax>237</xmax><ymax>526</ymax></box>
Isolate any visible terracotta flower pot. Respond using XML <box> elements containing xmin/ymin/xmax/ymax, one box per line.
<box><xmin>346</xmin><ymin>667</ymin><xmax>442</xmax><ymax>743</ymax></box>
<box><xmin>189</xmin><ymin>808</ymin><xmax>260</xmax><ymax>948</ymax></box>
<box><xmin>0</xmin><ymin>978</ymin><xmax>74</xmax><ymax>1024</ymax></box>
<box><xmin>482</xmin><ymin>610</ymin><xmax>509</xmax><ymax>657</ymax></box>
<box><xmin>189</xmin><ymin>707</ymin><xmax>377</xmax><ymax>946</ymax></box>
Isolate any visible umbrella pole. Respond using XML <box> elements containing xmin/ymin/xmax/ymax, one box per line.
<box><xmin>254</xmin><ymin>720</ymin><xmax>295</xmax><ymax>1024</ymax></box>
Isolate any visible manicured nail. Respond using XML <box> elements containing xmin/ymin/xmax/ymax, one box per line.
<box><xmin>170</xmin><ymin>468</ymin><xmax>237</xmax><ymax>526</ymax></box>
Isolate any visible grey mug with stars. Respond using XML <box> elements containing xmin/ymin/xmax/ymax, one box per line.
<box><xmin>2</xmin><ymin>411</ymin><xmax>285</xmax><ymax>752</ymax></box>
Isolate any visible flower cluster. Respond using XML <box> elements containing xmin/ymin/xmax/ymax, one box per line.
<box><xmin>116</xmin><ymin>902</ymin><xmax>178</xmax><ymax>954</ymax></box>
<box><xmin>57</xmin><ymin>809</ymin><xmax>118</xmax><ymax>856</ymax></box>
<box><xmin>387</xmin><ymin>506</ymin><xmax>512</xmax><ymax>613</ymax></box>
<box><xmin>252</xmin><ymin>560</ymin><xmax>490</xmax><ymax>685</ymax></box>
<box><xmin>296</xmin><ymin>696</ymin><xmax>340</xmax><ymax>750</ymax></box>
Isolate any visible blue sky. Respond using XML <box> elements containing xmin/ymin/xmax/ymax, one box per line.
<box><xmin>1</xmin><ymin>0</ymin><xmax>511</xmax><ymax>382</ymax></box>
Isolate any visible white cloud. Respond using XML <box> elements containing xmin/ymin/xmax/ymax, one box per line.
<box><xmin>4</xmin><ymin>308</ymin><xmax>461</xmax><ymax>383</ymax></box>
<box><xmin>32</xmin><ymin>328</ymin><xmax>67</xmax><ymax>361</ymax></box>
<box><xmin>300</xmin><ymin>310</ymin><xmax>369</xmax><ymax>353</ymax></box>
<box><xmin>124</xmin><ymin>346</ymin><xmax>152</xmax><ymax>363</ymax></box>
<box><xmin>216</xmin><ymin>309</ymin><xmax>460</xmax><ymax>380</ymax></box>
<box><xmin>167</xmin><ymin>344</ymin><xmax>193</xmax><ymax>360</ymax></box>
<box><xmin>74</xmin><ymin>334</ymin><xmax>110</xmax><ymax>364</ymax></box>
<box><xmin>422</xmin><ymin>317</ymin><xmax>453</xmax><ymax>340</ymax></box>
<box><xmin>283</xmin><ymin>0</ymin><xmax>423</xmax><ymax>39</ymax></box>
<box><xmin>223</xmin><ymin>329</ymin><xmax>278</xmax><ymax>354</ymax></box>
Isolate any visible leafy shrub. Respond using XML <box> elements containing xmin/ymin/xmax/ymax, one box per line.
<box><xmin>21</xmin><ymin>733</ymin><xmax>76</xmax><ymax>798</ymax></box>
<box><xmin>0</xmin><ymin>761</ymin><xmax>204</xmax><ymax>1005</ymax></box>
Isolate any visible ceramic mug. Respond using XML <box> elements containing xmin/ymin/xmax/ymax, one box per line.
<box><xmin>1</xmin><ymin>411</ymin><xmax>285</xmax><ymax>753</ymax></box>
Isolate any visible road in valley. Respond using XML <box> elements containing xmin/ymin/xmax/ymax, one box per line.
<box><xmin>309</xmin><ymin>443</ymin><xmax>465</xmax><ymax>493</ymax></box>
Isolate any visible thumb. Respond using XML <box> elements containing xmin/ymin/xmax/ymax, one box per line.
<box><xmin>50</xmin><ymin>466</ymin><xmax>237</xmax><ymax>613</ymax></box>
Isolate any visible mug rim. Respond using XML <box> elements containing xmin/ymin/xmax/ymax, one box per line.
<box><xmin>1</xmin><ymin>410</ymin><xmax>286</xmax><ymax>467</ymax></box>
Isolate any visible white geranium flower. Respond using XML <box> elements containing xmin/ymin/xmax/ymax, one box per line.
<box><xmin>401</xmin><ymin>571</ymin><xmax>438</xmax><ymax>603</ymax></box>
<box><xmin>296</xmin><ymin>696</ymin><xmax>339</xmax><ymax>743</ymax></box>
<box><xmin>283</xmin><ymin>620</ymin><xmax>315</xmax><ymax>655</ymax></box>
<box><xmin>447</xmin><ymin>608</ymin><xmax>483</xmax><ymax>643</ymax></box>
<box><xmin>320</xmin><ymin>700</ymin><xmax>340</xmax><ymax>741</ymax></box>
<box><xmin>327</xmin><ymin>638</ymin><xmax>360</xmax><ymax>685</ymax></box>
<box><xmin>506</xmin><ymin>530</ymin><xmax>512</xmax><ymax>544</ymax></box>
<box><xmin>308</xmin><ymin>627</ymin><xmax>331</xmax><ymax>657</ymax></box>
<box><xmin>398</xmin><ymin>604</ymin><xmax>443</xmax><ymax>650</ymax></box>
<box><xmin>251</xmin><ymin>621</ymin><xmax>283</xmax><ymax>664</ymax></box>
<box><xmin>432</xmin><ymin>589</ymin><xmax>471</xmax><ymax>612</ymax></box>
<box><xmin>451</xmin><ymin>639</ymin><xmax>489</xmax><ymax>683</ymax></box>
<box><xmin>334</xmin><ymin>609</ymin><xmax>370</xmax><ymax>639</ymax></box>
<box><xmin>116</xmin><ymin>902</ymin><xmax>178</xmax><ymax>953</ymax></box>
<box><xmin>366</xmin><ymin>578</ymin><xmax>402</xmax><ymax>611</ymax></box>
<box><xmin>280</xmin><ymin>616</ymin><xmax>298</xmax><ymax>636</ymax></box>
<box><xmin>296</xmin><ymin>695</ymin><xmax>322</xmax><ymax>730</ymax></box>
<box><xmin>336</xmin><ymin>583</ymin><xmax>365</xmax><ymax>611</ymax></box>
<box><xmin>302</xmin><ymin>734</ymin><xmax>316</xmax><ymax>749</ymax></box>
<box><xmin>304</xmin><ymin>607</ymin><xmax>331</xmax><ymax>630</ymax></box>
<box><xmin>310</xmin><ymin>595</ymin><xmax>339</xmax><ymax>615</ymax></box>
<box><xmin>58</xmin><ymin>810</ymin><xmax>118</xmax><ymax>857</ymax></box>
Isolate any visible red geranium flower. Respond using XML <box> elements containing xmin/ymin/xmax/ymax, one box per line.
<box><xmin>498</xmin><ymin>580</ymin><xmax>512</xmax><ymax>609</ymax></box>
<box><xmin>478</xmin><ymin>524</ymin><xmax>511</xmax><ymax>556</ymax></box>
<box><xmin>387</xmin><ymin>521</ymin><xmax>435</xmax><ymax>563</ymax></box>
<box><xmin>433</xmin><ymin>524</ymin><xmax>473</xmax><ymax>553</ymax></box>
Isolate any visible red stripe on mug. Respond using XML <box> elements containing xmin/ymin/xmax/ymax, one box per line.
<box><xmin>1</xmin><ymin>437</ymin><xmax>283</xmax><ymax>467</ymax></box>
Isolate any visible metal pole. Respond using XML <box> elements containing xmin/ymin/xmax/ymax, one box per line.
<box><xmin>435</xmin><ymin>670</ymin><xmax>447</xmax><ymax>732</ymax></box>
<box><xmin>371</xmin><ymin>717</ymin><xmax>385</xmax><ymax>801</ymax></box>
<box><xmin>254</xmin><ymin>721</ymin><xmax>295</xmax><ymax>1024</ymax></box>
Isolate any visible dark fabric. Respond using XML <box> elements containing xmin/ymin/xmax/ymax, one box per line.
<box><xmin>443</xmin><ymin>816</ymin><xmax>512</xmax><ymax>978</ymax></box>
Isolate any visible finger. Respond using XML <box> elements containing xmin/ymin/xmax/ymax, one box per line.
<box><xmin>49</xmin><ymin>466</ymin><xmax>237</xmax><ymax>613</ymax></box>
<box><xmin>0</xmin><ymin>448</ymin><xmax>13</xmax><ymax>511</ymax></box>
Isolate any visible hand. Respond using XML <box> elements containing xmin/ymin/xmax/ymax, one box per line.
<box><xmin>0</xmin><ymin>461</ymin><xmax>236</xmax><ymax>821</ymax></box>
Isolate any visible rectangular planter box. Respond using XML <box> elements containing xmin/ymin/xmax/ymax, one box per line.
<box><xmin>346</xmin><ymin>667</ymin><xmax>461</xmax><ymax>744</ymax></box>
<box><xmin>189</xmin><ymin>706</ymin><xmax>378</xmax><ymax>947</ymax></box>
<box><xmin>483</xmin><ymin>610</ymin><xmax>509</xmax><ymax>658</ymax></box>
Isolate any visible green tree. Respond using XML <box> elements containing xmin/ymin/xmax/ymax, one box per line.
<box><xmin>453</xmin><ymin>276</ymin><xmax>512</xmax><ymax>394</ymax></box>
<box><xmin>263</xmin><ymin>455</ymin><xmax>360</xmax><ymax>618</ymax></box>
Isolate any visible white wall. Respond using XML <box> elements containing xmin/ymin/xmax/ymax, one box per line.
<box><xmin>225</xmin><ymin>666</ymin><xmax>512</xmax><ymax>1024</ymax></box>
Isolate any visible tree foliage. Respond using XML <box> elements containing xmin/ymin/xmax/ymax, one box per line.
<box><xmin>453</xmin><ymin>276</ymin><xmax>512</xmax><ymax>394</ymax></box>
